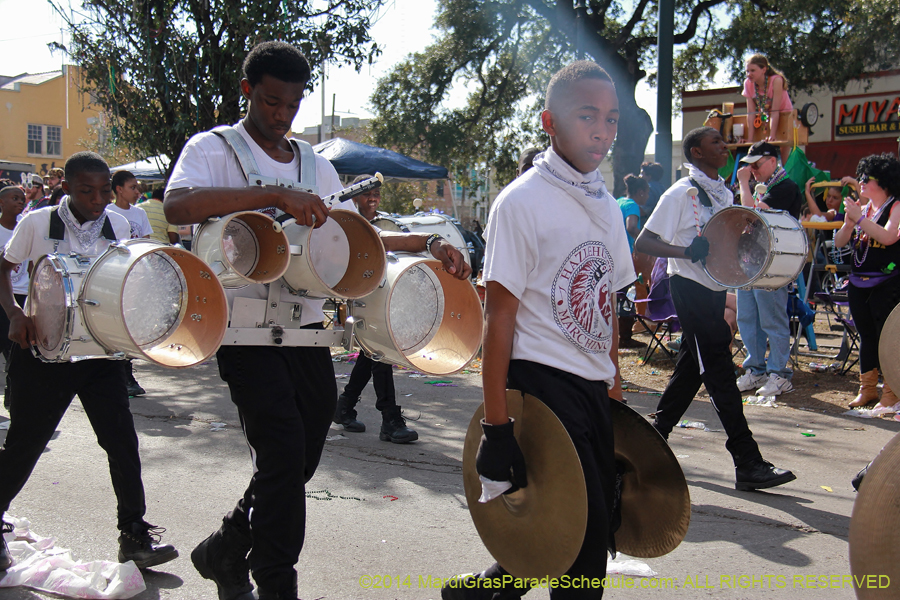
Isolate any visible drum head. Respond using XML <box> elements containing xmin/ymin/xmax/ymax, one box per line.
<box><xmin>28</xmin><ymin>257</ymin><xmax>68</xmax><ymax>355</ymax></box>
<box><xmin>222</xmin><ymin>217</ymin><xmax>260</xmax><ymax>277</ymax></box>
<box><xmin>122</xmin><ymin>251</ymin><xmax>188</xmax><ymax>348</ymax></box>
<box><xmin>389</xmin><ymin>264</ymin><xmax>445</xmax><ymax>354</ymax></box>
<box><xmin>703</xmin><ymin>207</ymin><xmax>771</xmax><ymax>287</ymax></box>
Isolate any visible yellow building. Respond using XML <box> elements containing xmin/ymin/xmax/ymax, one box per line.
<box><xmin>0</xmin><ymin>65</ymin><xmax>111</xmax><ymax>178</ymax></box>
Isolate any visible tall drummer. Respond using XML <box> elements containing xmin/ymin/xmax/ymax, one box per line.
<box><xmin>0</xmin><ymin>152</ymin><xmax>178</xmax><ymax>572</ymax></box>
<box><xmin>735</xmin><ymin>141</ymin><xmax>802</xmax><ymax>397</ymax></box>
<box><xmin>634</xmin><ymin>127</ymin><xmax>795</xmax><ymax>491</ymax></box>
<box><xmin>164</xmin><ymin>41</ymin><xmax>469</xmax><ymax>600</ymax></box>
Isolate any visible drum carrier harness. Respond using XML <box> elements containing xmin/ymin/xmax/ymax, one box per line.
<box><xmin>212</xmin><ymin>126</ymin><xmax>350</xmax><ymax>349</ymax></box>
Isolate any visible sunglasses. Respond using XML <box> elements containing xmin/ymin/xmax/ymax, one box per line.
<box><xmin>859</xmin><ymin>174</ymin><xmax>879</xmax><ymax>184</ymax></box>
<box><xmin>748</xmin><ymin>156</ymin><xmax>774</xmax><ymax>170</ymax></box>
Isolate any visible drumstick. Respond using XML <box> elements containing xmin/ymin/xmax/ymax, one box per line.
<box><xmin>321</xmin><ymin>172</ymin><xmax>384</xmax><ymax>208</ymax></box>
<box><xmin>686</xmin><ymin>186</ymin><xmax>702</xmax><ymax>236</ymax></box>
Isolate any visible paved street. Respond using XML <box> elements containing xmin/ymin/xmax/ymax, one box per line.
<box><xmin>0</xmin><ymin>356</ymin><xmax>896</xmax><ymax>599</ymax></box>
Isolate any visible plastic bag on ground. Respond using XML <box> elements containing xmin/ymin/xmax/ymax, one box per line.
<box><xmin>0</xmin><ymin>515</ymin><xmax>146</xmax><ymax>599</ymax></box>
<box><xmin>607</xmin><ymin>556</ymin><xmax>658</xmax><ymax>577</ymax></box>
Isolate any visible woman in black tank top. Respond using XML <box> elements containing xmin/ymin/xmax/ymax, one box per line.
<box><xmin>834</xmin><ymin>154</ymin><xmax>900</xmax><ymax>409</ymax></box>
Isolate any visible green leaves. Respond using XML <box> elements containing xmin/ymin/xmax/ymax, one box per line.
<box><xmin>51</xmin><ymin>0</ymin><xmax>384</xmax><ymax>174</ymax></box>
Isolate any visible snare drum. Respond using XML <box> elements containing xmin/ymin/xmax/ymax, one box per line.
<box><xmin>374</xmin><ymin>213</ymin><xmax>471</xmax><ymax>266</ymax></box>
<box><xmin>27</xmin><ymin>254</ymin><xmax>110</xmax><ymax>362</ymax></box>
<box><xmin>702</xmin><ymin>206</ymin><xmax>808</xmax><ymax>290</ymax></box>
<box><xmin>193</xmin><ymin>211</ymin><xmax>290</xmax><ymax>288</ymax></box>
<box><xmin>347</xmin><ymin>253</ymin><xmax>483</xmax><ymax>375</ymax></box>
<box><xmin>28</xmin><ymin>240</ymin><xmax>228</xmax><ymax>367</ymax></box>
<box><xmin>280</xmin><ymin>209</ymin><xmax>386</xmax><ymax>299</ymax></box>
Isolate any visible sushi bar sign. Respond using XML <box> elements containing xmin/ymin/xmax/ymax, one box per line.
<box><xmin>835</xmin><ymin>92</ymin><xmax>900</xmax><ymax>137</ymax></box>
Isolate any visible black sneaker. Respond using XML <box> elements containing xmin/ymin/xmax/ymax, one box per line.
<box><xmin>126</xmin><ymin>381</ymin><xmax>146</xmax><ymax>397</ymax></box>
<box><xmin>441</xmin><ymin>571</ymin><xmax>528</xmax><ymax>599</ymax></box>
<box><xmin>191</xmin><ymin>518</ymin><xmax>255</xmax><ymax>600</ymax></box>
<box><xmin>333</xmin><ymin>395</ymin><xmax>365</xmax><ymax>433</ymax></box>
<box><xmin>379</xmin><ymin>406</ymin><xmax>418</xmax><ymax>444</ymax></box>
<box><xmin>118</xmin><ymin>521</ymin><xmax>178</xmax><ymax>569</ymax></box>
<box><xmin>852</xmin><ymin>462</ymin><xmax>871</xmax><ymax>492</ymax></box>
<box><xmin>735</xmin><ymin>459</ymin><xmax>796</xmax><ymax>491</ymax></box>
<box><xmin>0</xmin><ymin>520</ymin><xmax>13</xmax><ymax>571</ymax></box>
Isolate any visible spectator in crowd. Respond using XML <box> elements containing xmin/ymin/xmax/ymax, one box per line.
<box><xmin>735</xmin><ymin>142</ymin><xmax>802</xmax><ymax>397</ymax></box>
<box><xmin>0</xmin><ymin>185</ymin><xmax>28</xmax><ymax>411</ymax></box>
<box><xmin>108</xmin><ymin>170</ymin><xmax>151</xmax><ymax>398</ymax></box>
<box><xmin>516</xmin><ymin>147</ymin><xmax>541</xmax><ymax>177</ymax></box>
<box><xmin>640</xmin><ymin>161</ymin><xmax>666</xmax><ymax>217</ymax></box>
<box><xmin>834</xmin><ymin>154</ymin><xmax>900</xmax><ymax>409</ymax></box>
<box><xmin>142</xmin><ymin>186</ymin><xmax>179</xmax><ymax>244</ymax></box>
<box><xmin>23</xmin><ymin>175</ymin><xmax>46</xmax><ymax>214</ymax></box>
<box><xmin>47</xmin><ymin>185</ymin><xmax>65</xmax><ymax>208</ymax></box>
<box><xmin>804</xmin><ymin>178</ymin><xmax>845</xmax><ymax>222</ymax></box>
<box><xmin>617</xmin><ymin>174</ymin><xmax>650</xmax><ymax>348</ymax></box>
<box><xmin>45</xmin><ymin>168</ymin><xmax>64</xmax><ymax>190</ymax></box>
<box><xmin>334</xmin><ymin>175</ymin><xmax>418</xmax><ymax>443</ymax></box>
<box><xmin>742</xmin><ymin>54</ymin><xmax>792</xmax><ymax>146</ymax></box>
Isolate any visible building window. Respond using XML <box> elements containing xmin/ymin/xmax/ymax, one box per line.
<box><xmin>27</xmin><ymin>124</ymin><xmax>42</xmax><ymax>154</ymax></box>
<box><xmin>46</xmin><ymin>126</ymin><xmax>62</xmax><ymax>156</ymax></box>
<box><xmin>27</xmin><ymin>124</ymin><xmax>63</xmax><ymax>157</ymax></box>
<box><xmin>436</xmin><ymin>181</ymin><xmax>444</xmax><ymax>197</ymax></box>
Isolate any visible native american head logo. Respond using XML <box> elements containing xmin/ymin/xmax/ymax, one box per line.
<box><xmin>551</xmin><ymin>241</ymin><xmax>615</xmax><ymax>354</ymax></box>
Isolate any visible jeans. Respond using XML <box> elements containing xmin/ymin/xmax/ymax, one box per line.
<box><xmin>736</xmin><ymin>287</ymin><xmax>792</xmax><ymax>379</ymax></box>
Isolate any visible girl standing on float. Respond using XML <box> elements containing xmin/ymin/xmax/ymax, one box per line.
<box><xmin>742</xmin><ymin>54</ymin><xmax>792</xmax><ymax>145</ymax></box>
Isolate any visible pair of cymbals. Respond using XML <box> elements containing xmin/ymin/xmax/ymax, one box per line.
<box><xmin>462</xmin><ymin>391</ymin><xmax>690</xmax><ymax>580</ymax></box>
<box><xmin>879</xmin><ymin>303</ymin><xmax>900</xmax><ymax>394</ymax></box>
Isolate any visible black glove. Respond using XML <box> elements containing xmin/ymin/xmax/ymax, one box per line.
<box><xmin>475</xmin><ymin>418</ymin><xmax>527</xmax><ymax>493</ymax></box>
<box><xmin>684</xmin><ymin>236</ymin><xmax>710</xmax><ymax>264</ymax></box>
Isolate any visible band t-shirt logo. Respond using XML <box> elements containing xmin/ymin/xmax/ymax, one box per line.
<box><xmin>552</xmin><ymin>241</ymin><xmax>615</xmax><ymax>354</ymax></box>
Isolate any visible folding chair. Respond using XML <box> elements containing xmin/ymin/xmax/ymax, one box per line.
<box><xmin>633</xmin><ymin>257</ymin><xmax>680</xmax><ymax>365</ymax></box>
<box><xmin>813</xmin><ymin>289</ymin><xmax>860</xmax><ymax>375</ymax></box>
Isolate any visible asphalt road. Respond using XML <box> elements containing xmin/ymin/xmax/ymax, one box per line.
<box><xmin>0</xmin><ymin>356</ymin><xmax>896</xmax><ymax>599</ymax></box>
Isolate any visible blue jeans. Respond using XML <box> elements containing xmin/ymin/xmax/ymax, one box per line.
<box><xmin>737</xmin><ymin>287</ymin><xmax>792</xmax><ymax>379</ymax></box>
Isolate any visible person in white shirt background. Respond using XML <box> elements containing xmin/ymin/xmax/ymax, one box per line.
<box><xmin>0</xmin><ymin>185</ymin><xmax>28</xmax><ymax>410</ymax></box>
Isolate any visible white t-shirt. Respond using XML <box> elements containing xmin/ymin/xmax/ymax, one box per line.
<box><xmin>167</xmin><ymin>120</ymin><xmax>346</xmax><ymax>326</ymax></box>
<box><xmin>4</xmin><ymin>204</ymin><xmax>131</xmax><ymax>266</ymax></box>
<box><xmin>483</xmin><ymin>168</ymin><xmax>636</xmax><ymax>385</ymax></box>
<box><xmin>643</xmin><ymin>177</ymin><xmax>728</xmax><ymax>292</ymax></box>
<box><xmin>0</xmin><ymin>224</ymin><xmax>30</xmax><ymax>295</ymax></box>
<box><xmin>107</xmin><ymin>203</ymin><xmax>152</xmax><ymax>239</ymax></box>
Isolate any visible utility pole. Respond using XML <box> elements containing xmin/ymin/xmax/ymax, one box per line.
<box><xmin>574</xmin><ymin>1</ymin><xmax>587</xmax><ymax>60</ymax></box>
<box><xmin>656</xmin><ymin>0</ymin><xmax>674</xmax><ymax>186</ymax></box>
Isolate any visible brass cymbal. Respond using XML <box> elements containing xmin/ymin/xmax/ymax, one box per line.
<box><xmin>849</xmin><ymin>431</ymin><xmax>900</xmax><ymax>599</ymax></box>
<box><xmin>462</xmin><ymin>390</ymin><xmax>587</xmax><ymax>580</ymax></box>
<box><xmin>879</xmin><ymin>303</ymin><xmax>900</xmax><ymax>393</ymax></box>
<box><xmin>611</xmin><ymin>400</ymin><xmax>691</xmax><ymax>558</ymax></box>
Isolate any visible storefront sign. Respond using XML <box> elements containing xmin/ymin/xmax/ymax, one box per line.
<box><xmin>835</xmin><ymin>93</ymin><xmax>900</xmax><ymax>137</ymax></box>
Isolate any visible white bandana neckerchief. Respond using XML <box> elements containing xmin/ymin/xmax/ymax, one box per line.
<box><xmin>57</xmin><ymin>195</ymin><xmax>107</xmax><ymax>250</ymax></box>
<box><xmin>686</xmin><ymin>164</ymin><xmax>733</xmax><ymax>210</ymax></box>
<box><xmin>532</xmin><ymin>147</ymin><xmax>612</xmax><ymax>231</ymax></box>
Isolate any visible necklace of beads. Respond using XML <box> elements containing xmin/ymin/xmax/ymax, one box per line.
<box><xmin>753</xmin><ymin>76</ymin><xmax>770</xmax><ymax>128</ymax></box>
<box><xmin>853</xmin><ymin>197</ymin><xmax>895</xmax><ymax>267</ymax></box>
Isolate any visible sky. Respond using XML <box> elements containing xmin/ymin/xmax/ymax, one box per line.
<box><xmin>0</xmin><ymin>0</ymin><xmax>685</xmax><ymax>154</ymax></box>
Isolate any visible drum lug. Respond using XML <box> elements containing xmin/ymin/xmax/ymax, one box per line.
<box><xmin>112</xmin><ymin>243</ymin><xmax>131</xmax><ymax>255</ymax></box>
<box><xmin>353</xmin><ymin>301</ymin><xmax>366</xmax><ymax>308</ymax></box>
<box><xmin>110</xmin><ymin>352</ymin><xmax>126</xmax><ymax>359</ymax></box>
<box><xmin>79</xmin><ymin>298</ymin><xmax>100</xmax><ymax>307</ymax></box>
<box><xmin>370</xmin><ymin>352</ymin><xmax>384</xmax><ymax>361</ymax></box>
<box><xmin>385</xmin><ymin>251</ymin><xmax>398</xmax><ymax>262</ymax></box>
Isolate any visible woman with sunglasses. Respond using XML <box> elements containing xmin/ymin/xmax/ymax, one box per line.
<box><xmin>834</xmin><ymin>154</ymin><xmax>900</xmax><ymax>409</ymax></box>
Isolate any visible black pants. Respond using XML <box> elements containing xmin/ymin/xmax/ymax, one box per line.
<box><xmin>216</xmin><ymin>328</ymin><xmax>337</xmax><ymax>591</ymax></box>
<box><xmin>0</xmin><ymin>294</ymin><xmax>27</xmax><ymax>396</ymax></box>
<box><xmin>653</xmin><ymin>276</ymin><xmax>763</xmax><ymax>467</ymax></box>
<box><xmin>481</xmin><ymin>360</ymin><xmax>614</xmax><ymax>599</ymax></box>
<box><xmin>341</xmin><ymin>352</ymin><xmax>397</xmax><ymax>413</ymax></box>
<box><xmin>847</xmin><ymin>276</ymin><xmax>900</xmax><ymax>373</ymax></box>
<box><xmin>0</xmin><ymin>346</ymin><xmax>146</xmax><ymax>529</ymax></box>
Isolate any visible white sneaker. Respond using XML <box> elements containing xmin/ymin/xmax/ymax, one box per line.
<box><xmin>737</xmin><ymin>369</ymin><xmax>766</xmax><ymax>392</ymax></box>
<box><xmin>756</xmin><ymin>373</ymin><xmax>794</xmax><ymax>396</ymax></box>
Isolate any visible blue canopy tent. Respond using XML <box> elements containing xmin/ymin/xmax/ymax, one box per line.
<box><xmin>313</xmin><ymin>138</ymin><xmax>448</xmax><ymax>181</ymax></box>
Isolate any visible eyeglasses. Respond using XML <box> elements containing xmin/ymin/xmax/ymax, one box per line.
<box><xmin>860</xmin><ymin>174</ymin><xmax>879</xmax><ymax>184</ymax></box>
<box><xmin>748</xmin><ymin>157</ymin><xmax>773</xmax><ymax>170</ymax></box>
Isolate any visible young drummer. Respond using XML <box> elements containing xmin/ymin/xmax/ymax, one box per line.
<box><xmin>0</xmin><ymin>152</ymin><xmax>177</xmax><ymax>571</ymax></box>
<box><xmin>634</xmin><ymin>127</ymin><xmax>795</xmax><ymax>491</ymax></box>
<box><xmin>445</xmin><ymin>61</ymin><xmax>634</xmax><ymax>599</ymax></box>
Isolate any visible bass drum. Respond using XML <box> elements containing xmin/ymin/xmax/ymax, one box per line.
<box><xmin>374</xmin><ymin>213</ymin><xmax>471</xmax><ymax>267</ymax></box>
<box><xmin>348</xmin><ymin>253</ymin><xmax>483</xmax><ymax>375</ymax></box>
<box><xmin>702</xmin><ymin>206</ymin><xmax>808</xmax><ymax>290</ymax></box>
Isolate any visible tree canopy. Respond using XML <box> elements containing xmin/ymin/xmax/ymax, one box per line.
<box><xmin>369</xmin><ymin>0</ymin><xmax>900</xmax><ymax>194</ymax></box>
<box><xmin>51</xmin><ymin>0</ymin><xmax>385</xmax><ymax>174</ymax></box>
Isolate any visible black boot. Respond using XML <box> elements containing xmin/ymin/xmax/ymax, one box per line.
<box><xmin>124</xmin><ymin>360</ymin><xmax>146</xmax><ymax>397</ymax></box>
<box><xmin>379</xmin><ymin>406</ymin><xmax>418</xmax><ymax>444</ymax></box>
<box><xmin>735</xmin><ymin>458</ymin><xmax>796</xmax><ymax>491</ymax></box>
<box><xmin>333</xmin><ymin>394</ymin><xmax>365</xmax><ymax>432</ymax></box>
<box><xmin>256</xmin><ymin>572</ymin><xmax>299</xmax><ymax>600</ymax></box>
<box><xmin>0</xmin><ymin>520</ymin><xmax>13</xmax><ymax>571</ymax></box>
<box><xmin>118</xmin><ymin>521</ymin><xmax>178</xmax><ymax>569</ymax></box>
<box><xmin>191</xmin><ymin>517</ymin><xmax>255</xmax><ymax>600</ymax></box>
